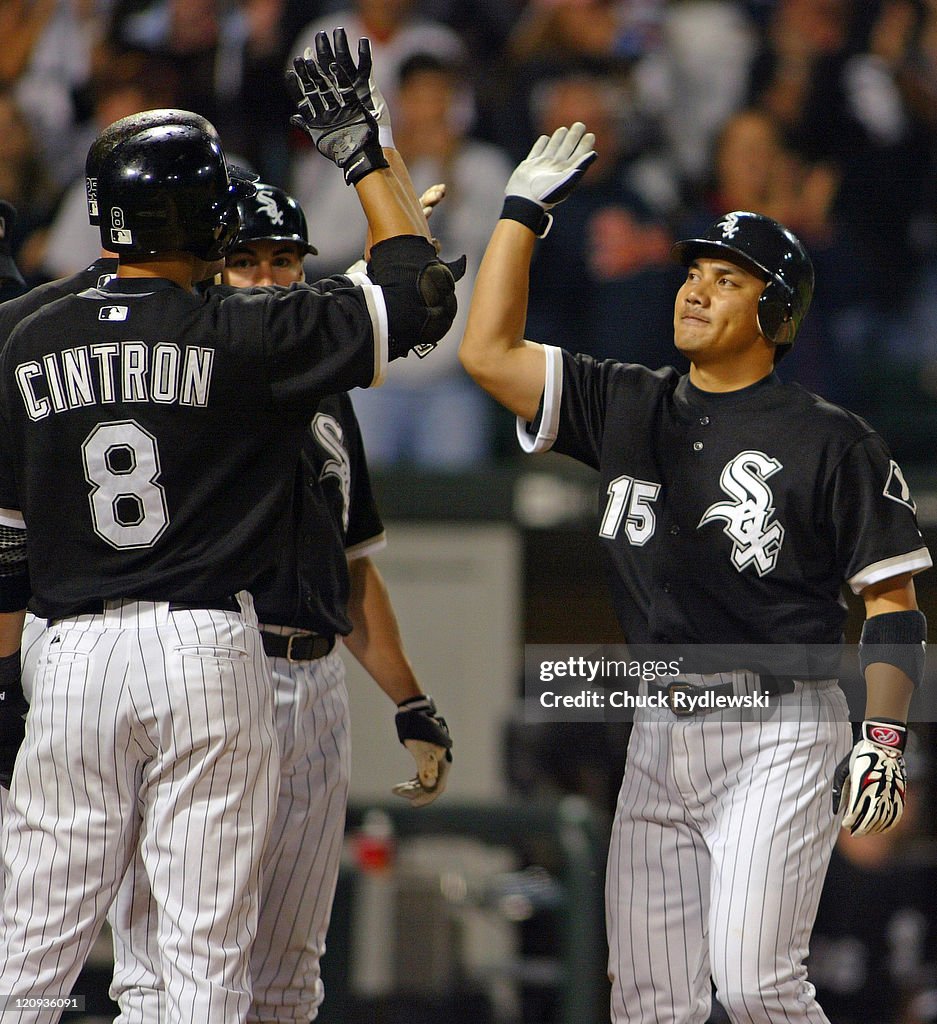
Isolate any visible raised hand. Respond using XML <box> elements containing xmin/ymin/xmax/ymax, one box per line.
<box><xmin>315</xmin><ymin>28</ymin><xmax>394</xmax><ymax>146</ymax></box>
<box><xmin>502</xmin><ymin>121</ymin><xmax>597</xmax><ymax>236</ymax></box>
<box><xmin>285</xmin><ymin>47</ymin><xmax>388</xmax><ymax>185</ymax></box>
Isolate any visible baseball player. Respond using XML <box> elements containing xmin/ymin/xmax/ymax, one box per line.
<box><xmin>106</xmin><ymin>179</ymin><xmax>453</xmax><ymax>1024</ymax></box>
<box><xmin>0</xmin><ymin>65</ymin><xmax>457</xmax><ymax>1024</ymax></box>
<box><xmin>459</xmin><ymin>123</ymin><xmax>931</xmax><ymax>1024</ymax></box>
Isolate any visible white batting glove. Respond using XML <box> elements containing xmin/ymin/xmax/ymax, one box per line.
<box><xmin>501</xmin><ymin>122</ymin><xmax>597</xmax><ymax>237</ymax></box>
<box><xmin>831</xmin><ymin>719</ymin><xmax>907</xmax><ymax>835</ymax></box>
<box><xmin>392</xmin><ymin>695</ymin><xmax>452</xmax><ymax>808</ymax></box>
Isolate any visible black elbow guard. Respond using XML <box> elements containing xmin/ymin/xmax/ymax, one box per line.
<box><xmin>367</xmin><ymin>236</ymin><xmax>466</xmax><ymax>359</ymax></box>
<box><xmin>859</xmin><ymin>609</ymin><xmax>927</xmax><ymax>688</ymax></box>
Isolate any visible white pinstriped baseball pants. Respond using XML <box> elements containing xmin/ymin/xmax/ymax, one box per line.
<box><xmin>606</xmin><ymin>681</ymin><xmax>852</xmax><ymax>1024</ymax></box>
<box><xmin>107</xmin><ymin>644</ymin><xmax>351</xmax><ymax>1023</ymax></box>
<box><xmin>0</xmin><ymin>598</ymin><xmax>279</xmax><ymax>1024</ymax></box>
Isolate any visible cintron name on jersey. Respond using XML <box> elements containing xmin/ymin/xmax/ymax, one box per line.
<box><xmin>15</xmin><ymin>343</ymin><xmax>215</xmax><ymax>420</ymax></box>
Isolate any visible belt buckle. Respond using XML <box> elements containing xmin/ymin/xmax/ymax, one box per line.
<box><xmin>285</xmin><ymin>632</ymin><xmax>312</xmax><ymax>663</ymax></box>
<box><xmin>666</xmin><ymin>681</ymin><xmax>696</xmax><ymax>717</ymax></box>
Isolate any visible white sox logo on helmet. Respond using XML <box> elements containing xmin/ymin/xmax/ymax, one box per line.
<box><xmin>256</xmin><ymin>189</ymin><xmax>285</xmax><ymax>227</ymax></box>
<box><xmin>716</xmin><ymin>212</ymin><xmax>740</xmax><ymax>239</ymax></box>
<box><xmin>699</xmin><ymin>451</ymin><xmax>785</xmax><ymax>576</ymax></box>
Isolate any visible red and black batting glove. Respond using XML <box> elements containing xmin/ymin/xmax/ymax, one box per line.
<box><xmin>832</xmin><ymin>719</ymin><xmax>907</xmax><ymax>835</ymax></box>
<box><xmin>0</xmin><ymin>650</ymin><xmax>27</xmax><ymax>789</ymax></box>
<box><xmin>392</xmin><ymin>695</ymin><xmax>453</xmax><ymax>808</ymax></box>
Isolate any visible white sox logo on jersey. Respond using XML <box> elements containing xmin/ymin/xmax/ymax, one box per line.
<box><xmin>699</xmin><ymin>451</ymin><xmax>785</xmax><ymax>576</ymax></box>
<box><xmin>312</xmin><ymin>413</ymin><xmax>350</xmax><ymax>531</ymax></box>
<box><xmin>883</xmin><ymin>459</ymin><xmax>916</xmax><ymax>513</ymax></box>
<box><xmin>256</xmin><ymin>189</ymin><xmax>285</xmax><ymax>227</ymax></box>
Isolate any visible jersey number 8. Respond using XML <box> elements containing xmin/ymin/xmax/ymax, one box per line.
<box><xmin>82</xmin><ymin>420</ymin><xmax>169</xmax><ymax>549</ymax></box>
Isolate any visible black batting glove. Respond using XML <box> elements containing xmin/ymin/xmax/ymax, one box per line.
<box><xmin>0</xmin><ymin>650</ymin><xmax>27</xmax><ymax>789</ymax></box>
<box><xmin>315</xmin><ymin>29</ymin><xmax>394</xmax><ymax>147</ymax></box>
<box><xmin>286</xmin><ymin>47</ymin><xmax>388</xmax><ymax>186</ymax></box>
<box><xmin>393</xmin><ymin>695</ymin><xmax>453</xmax><ymax>807</ymax></box>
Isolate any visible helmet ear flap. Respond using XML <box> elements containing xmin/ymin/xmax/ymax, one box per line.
<box><xmin>757</xmin><ymin>281</ymin><xmax>795</xmax><ymax>346</ymax></box>
<box><xmin>206</xmin><ymin>194</ymin><xmax>242</xmax><ymax>261</ymax></box>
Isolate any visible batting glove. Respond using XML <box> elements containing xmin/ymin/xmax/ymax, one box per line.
<box><xmin>314</xmin><ymin>28</ymin><xmax>395</xmax><ymax>149</ymax></box>
<box><xmin>393</xmin><ymin>695</ymin><xmax>453</xmax><ymax>807</ymax></box>
<box><xmin>832</xmin><ymin>718</ymin><xmax>907</xmax><ymax>835</ymax></box>
<box><xmin>502</xmin><ymin>122</ymin><xmax>597</xmax><ymax>237</ymax></box>
<box><xmin>0</xmin><ymin>650</ymin><xmax>27</xmax><ymax>790</ymax></box>
<box><xmin>286</xmin><ymin>47</ymin><xmax>388</xmax><ymax>186</ymax></box>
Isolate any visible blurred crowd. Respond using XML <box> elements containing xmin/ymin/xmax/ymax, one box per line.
<box><xmin>4</xmin><ymin>0</ymin><xmax>937</xmax><ymax>465</ymax></box>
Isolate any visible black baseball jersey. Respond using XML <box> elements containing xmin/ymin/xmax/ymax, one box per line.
<box><xmin>253</xmin><ymin>390</ymin><xmax>385</xmax><ymax>636</ymax></box>
<box><xmin>0</xmin><ymin>258</ymin><xmax>118</xmax><ymax>348</ymax></box>
<box><xmin>520</xmin><ymin>348</ymin><xmax>931</xmax><ymax>644</ymax></box>
<box><xmin>0</xmin><ymin>271</ymin><xmax>391</xmax><ymax>619</ymax></box>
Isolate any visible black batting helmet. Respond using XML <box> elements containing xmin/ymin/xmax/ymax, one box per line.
<box><xmin>85</xmin><ymin>109</ymin><xmax>221</xmax><ymax>227</ymax></box>
<box><xmin>95</xmin><ymin>113</ymin><xmax>256</xmax><ymax>262</ymax></box>
<box><xmin>233</xmin><ymin>183</ymin><xmax>317</xmax><ymax>255</ymax></box>
<box><xmin>671</xmin><ymin>211</ymin><xmax>814</xmax><ymax>348</ymax></box>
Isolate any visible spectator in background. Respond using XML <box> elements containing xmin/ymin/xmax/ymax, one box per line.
<box><xmin>0</xmin><ymin>89</ymin><xmax>60</xmax><ymax>283</ymax></box>
<box><xmin>808</xmin><ymin>733</ymin><xmax>937</xmax><ymax>1024</ymax></box>
<box><xmin>502</xmin><ymin>1</ymin><xmax>756</xmax><ymax>189</ymax></box>
<box><xmin>747</xmin><ymin>0</ymin><xmax>934</xmax><ymax>317</ymax></box>
<box><xmin>37</xmin><ymin>54</ymin><xmax>179</xmax><ymax>280</ymax></box>
<box><xmin>507</xmin><ymin>0</ymin><xmax>665</xmax><ymax>66</ymax></box>
<box><xmin>351</xmin><ymin>53</ymin><xmax>512</xmax><ymax>469</ymax></box>
<box><xmin>524</xmin><ymin>71</ymin><xmax>680</xmax><ymax>368</ymax></box>
<box><xmin>106</xmin><ymin>0</ymin><xmax>295</xmax><ymax>181</ymax></box>
<box><xmin>629</xmin><ymin>0</ymin><xmax>759</xmax><ymax>189</ymax></box>
<box><xmin>743</xmin><ymin>0</ymin><xmax>937</xmax><ymax>434</ymax></box>
<box><xmin>0</xmin><ymin>0</ymin><xmax>113</xmax><ymax>189</ymax></box>
<box><xmin>852</xmin><ymin>0</ymin><xmax>937</xmax><ymax>442</ymax></box>
<box><xmin>678</xmin><ymin>106</ymin><xmax>850</xmax><ymax>401</ymax></box>
<box><xmin>288</xmin><ymin>0</ymin><xmax>466</xmax><ymax>277</ymax></box>
<box><xmin>291</xmin><ymin>0</ymin><xmax>465</xmax><ymax>109</ymax></box>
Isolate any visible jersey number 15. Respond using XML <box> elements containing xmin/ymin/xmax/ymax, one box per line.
<box><xmin>599</xmin><ymin>475</ymin><xmax>661</xmax><ymax>545</ymax></box>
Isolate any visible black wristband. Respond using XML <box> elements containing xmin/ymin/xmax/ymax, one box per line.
<box><xmin>859</xmin><ymin>610</ymin><xmax>927</xmax><ymax>688</ymax></box>
<box><xmin>342</xmin><ymin>138</ymin><xmax>390</xmax><ymax>187</ymax></box>
<box><xmin>395</xmin><ymin>695</ymin><xmax>453</xmax><ymax>753</ymax></box>
<box><xmin>501</xmin><ymin>196</ymin><xmax>552</xmax><ymax>238</ymax></box>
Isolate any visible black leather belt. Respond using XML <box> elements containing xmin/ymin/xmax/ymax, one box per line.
<box><xmin>49</xmin><ymin>596</ymin><xmax>241</xmax><ymax>624</ymax></box>
<box><xmin>260</xmin><ymin>631</ymin><xmax>335</xmax><ymax>662</ymax></box>
<box><xmin>647</xmin><ymin>674</ymin><xmax>796</xmax><ymax>717</ymax></box>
